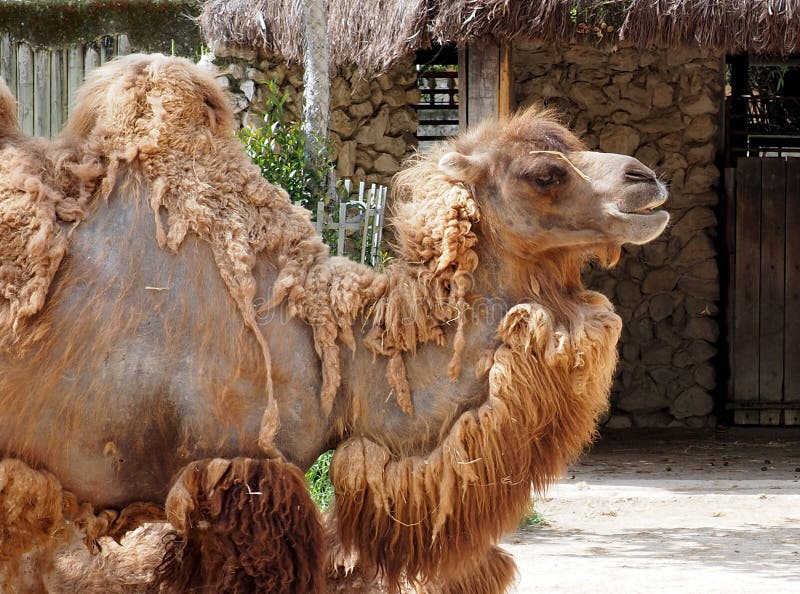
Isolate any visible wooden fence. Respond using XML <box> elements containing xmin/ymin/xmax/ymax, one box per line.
<box><xmin>0</xmin><ymin>33</ymin><xmax>131</xmax><ymax>137</ymax></box>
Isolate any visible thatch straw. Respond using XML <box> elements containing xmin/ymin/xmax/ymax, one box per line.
<box><xmin>198</xmin><ymin>0</ymin><xmax>429</xmax><ymax>73</ymax></box>
<box><xmin>199</xmin><ymin>0</ymin><xmax>800</xmax><ymax>72</ymax></box>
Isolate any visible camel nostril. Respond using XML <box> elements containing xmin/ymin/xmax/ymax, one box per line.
<box><xmin>625</xmin><ymin>169</ymin><xmax>656</xmax><ymax>183</ymax></box>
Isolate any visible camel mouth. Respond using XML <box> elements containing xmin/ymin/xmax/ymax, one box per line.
<box><xmin>617</xmin><ymin>193</ymin><xmax>668</xmax><ymax>216</ymax></box>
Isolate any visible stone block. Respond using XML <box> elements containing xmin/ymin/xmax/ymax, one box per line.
<box><xmin>688</xmin><ymin>340</ymin><xmax>717</xmax><ymax>362</ymax></box>
<box><xmin>649</xmin><ymin>79</ymin><xmax>674</xmax><ymax>109</ymax></box>
<box><xmin>631</xmin><ymin>411</ymin><xmax>674</xmax><ymax>427</ymax></box>
<box><xmin>350</xmin><ymin>77</ymin><xmax>372</xmax><ymax>102</ymax></box>
<box><xmin>388</xmin><ymin>107</ymin><xmax>418</xmax><ymax>134</ymax></box>
<box><xmin>642</xmin><ymin>343</ymin><xmax>674</xmax><ymax>366</ymax></box>
<box><xmin>671</xmin><ymin>207</ymin><xmax>716</xmax><ymax>237</ymax></box>
<box><xmin>616</xmin><ymin>385</ymin><xmax>666</xmax><ymax>413</ymax></box>
<box><xmin>671</xmin><ymin>387</ymin><xmax>714</xmax><ymax>418</ymax></box>
<box><xmin>330</xmin><ymin>108</ymin><xmax>358</xmax><ymax>138</ymax></box>
<box><xmin>634</xmin><ymin>144</ymin><xmax>660</xmax><ymax>168</ymax></box>
<box><xmin>681</xmin><ymin>94</ymin><xmax>717</xmax><ymax>116</ymax></box>
<box><xmin>693</xmin><ymin>363</ymin><xmax>716</xmax><ymax>390</ymax></box>
<box><xmin>615</xmin><ymin>279</ymin><xmax>643</xmax><ymax>306</ymax></box>
<box><xmin>685</xmin><ymin>317</ymin><xmax>719</xmax><ymax>342</ymax></box>
<box><xmin>675</xmin><ymin>233</ymin><xmax>716</xmax><ymax>266</ymax></box>
<box><xmin>642</xmin><ymin>267</ymin><xmax>678</xmax><ymax>293</ymax></box>
<box><xmin>331</xmin><ymin>77</ymin><xmax>351</xmax><ymax>109</ymax></box>
<box><xmin>336</xmin><ymin>140</ymin><xmax>357</xmax><ymax>178</ymax></box>
<box><xmin>686</xmin><ymin>115</ymin><xmax>717</xmax><ymax>142</ymax></box>
<box><xmin>349</xmin><ymin>101</ymin><xmax>374</xmax><ymax>118</ymax></box>
<box><xmin>355</xmin><ymin>106</ymin><xmax>390</xmax><ymax>144</ymax></box>
<box><xmin>610</xmin><ymin>49</ymin><xmax>639</xmax><ymax>71</ymax></box>
<box><xmin>684</xmin><ymin>164</ymin><xmax>720</xmax><ymax>193</ymax></box>
<box><xmin>678</xmin><ymin>276</ymin><xmax>720</xmax><ymax>300</ymax></box>
<box><xmin>373</xmin><ymin>154</ymin><xmax>401</xmax><ymax>174</ymax></box>
<box><xmin>605</xmin><ymin>415</ymin><xmax>633</xmax><ymax>429</ymax></box>
<box><xmin>599</xmin><ymin>124</ymin><xmax>641</xmax><ymax>155</ymax></box>
<box><xmin>568</xmin><ymin>83</ymin><xmax>607</xmax><ymax>110</ymax></box>
<box><xmin>383</xmin><ymin>87</ymin><xmax>408</xmax><ymax>107</ymax></box>
<box><xmin>374</xmin><ymin>135</ymin><xmax>408</xmax><ymax>157</ymax></box>
<box><xmin>649</xmin><ymin>294</ymin><xmax>675</xmax><ymax>322</ymax></box>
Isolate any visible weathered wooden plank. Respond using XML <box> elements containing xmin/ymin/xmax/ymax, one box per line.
<box><xmin>117</xmin><ymin>34</ymin><xmax>132</xmax><ymax>56</ymax></box>
<box><xmin>724</xmin><ymin>167</ymin><xmax>737</xmax><ymax>404</ymax></box>
<box><xmin>33</xmin><ymin>48</ymin><xmax>50</xmax><ymax>137</ymax></box>
<box><xmin>734</xmin><ymin>410</ymin><xmax>760</xmax><ymax>425</ymax></box>
<box><xmin>50</xmin><ymin>49</ymin><xmax>66</xmax><ymax>134</ymax></box>
<box><xmin>99</xmin><ymin>37</ymin><xmax>109</xmax><ymax>65</ymax></box>
<box><xmin>758</xmin><ymin>409</ymin><xmax>782</xmax><ymax>425</ymax></box>
<box><xmin>498</xmin><ymin>43</ymin><xmax>512</xmax><ymax>118</ymax></box>
<box><xmin>463</xmin><ymin>40</ymin><xmax>501</xmax><ymax>127</ymax></box>
<box><xmin>785</xmin><ymin>409</ymin><xmax>800</xmax><ymax>425</ymax></box>
<box><xmin>785</xmin><ymin>158</ymin><xmax>800</xmax><ymax>406</ymax></box>
<box><xmin>67</xmin><ymin>45</ymin><xmax>84</xmax><ymax>115</ymax></box>
<box><xmin>84</xmin><ymin>44</ymin><xmax>99</xmax><ymax>77</ymax></box>
<box><xmin>16</xmin><ymin>43</ymin><xmax>34</xmax><ymax>135</ymax></box>
<box><xmin>0</xmin><ymin>34</ymin><xmax>17</xmax><ymax>93</ymax></box>
<box><xmin>733</xmin><ymin>158</ymin><xmax>762</xmax><ymax>407</ymax></box>
<box><xmin>457</xmin><ymin>47</ymin><xmax>467</xmax><ymax>130</ymax></box>
<box><xmin>758</xmin><ymin>158</ymin><xmax>785</xmax><ymax>424</ymax></box>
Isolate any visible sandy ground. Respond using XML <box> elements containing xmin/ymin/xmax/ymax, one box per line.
<box><xmin>503</xmin><ymin>428</ymin><xmax>800</xmax><ymax>594</ymax></box>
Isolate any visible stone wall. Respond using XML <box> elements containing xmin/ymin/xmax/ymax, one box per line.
<box><xmin>211</xmin><ymin>47</ymin><xmax>419</xmax><ymax>186</ymax></box>
<box><xmin>514</xmin><ymin>41</ymin><xmax>724</xmax><ymax>428</ymax></box>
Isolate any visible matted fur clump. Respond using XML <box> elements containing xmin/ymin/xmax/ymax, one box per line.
<box><xmin>0</xmin><ymin>458</ymin><xmax>162</xmax><ymax>592</ymax></box>
<box><xmin>152</xmin><ymin>457</ymin><xmax>326</xmax><ymax>594</ymax></box>
<box><xmin>0</xmin><ymin>79</ymin><xmax>95</xmax><ymax>352</ymax></box>
<box><xmin>331</xmin><ymin>292</ymin><xmax>622</xmax><ymax>591</ymax></box>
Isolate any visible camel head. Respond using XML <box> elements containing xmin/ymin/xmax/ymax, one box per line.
<box><xmin>434</xmin><ymin>107</ymin><xmax>669</xmax><ymax>267</ymax></box>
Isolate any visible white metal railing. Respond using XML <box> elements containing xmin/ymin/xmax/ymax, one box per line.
<box><xmin>311</xmin><ymin>180</ymin><xmax>388</xmax><ymax>266</ymax></box>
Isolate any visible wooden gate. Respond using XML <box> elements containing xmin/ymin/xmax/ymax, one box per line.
<box><xmin>727</xmin><ymin>157</ymin><xmax>800</xmax><ymax>425</ymax></box>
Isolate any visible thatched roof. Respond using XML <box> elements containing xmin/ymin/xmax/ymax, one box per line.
<box><xmin>200</xmin><ymin>0</ymin><xmax>800</xmax><ymax>72</ymax></box>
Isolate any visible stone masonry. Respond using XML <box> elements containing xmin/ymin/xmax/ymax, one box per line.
<box><xmin>514</xmin><ymin>41</ymin><xmax>724</xmax><ymax>428</ymax></box>
<box><xmin>211</xmin><ymin>46</ymin><xmax>419</xmax><ymax>186</ymax></box>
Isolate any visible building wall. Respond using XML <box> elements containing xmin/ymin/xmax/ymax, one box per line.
<box><xmin>212</xmin><ymin>47</ymin><xmax>419</xmax><ymax>186</ymax></box>
<box><xmin>514</xmin><ymin>41</ymin><xmax>725</xmax><ymax>428</ymax></box>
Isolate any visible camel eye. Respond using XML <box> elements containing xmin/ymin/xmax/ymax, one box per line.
<box><xmin>534</xmin><ymin>174</ymin><xmax>556</xmax><ymax>187</ymax></box>
<box><xmin>525</xmin><ymin>164</ymin><xmax>565</xmax><ymax>189</ymax></box>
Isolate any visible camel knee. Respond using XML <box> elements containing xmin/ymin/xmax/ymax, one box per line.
<box><xmin>151</xmin><ymin>456</ymin><xmax>326</xmax><ymax>594</ymax></box>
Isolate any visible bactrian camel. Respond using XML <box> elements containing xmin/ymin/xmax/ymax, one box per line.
<box><xmin>0</xmin><ymin>54</ymin><xmax>668</xmax><ymax>593</ymax></box>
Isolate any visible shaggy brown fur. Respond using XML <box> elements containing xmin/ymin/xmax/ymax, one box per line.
<box><xmin>0</xmin><ymin>459</ymin><xmax>68</xmax><ymax>591</ymax></box>
<box><xmin>0</xmin><ymin>83</ymin><xmax>92</xmax><ymax>352</ymax></box>
<box><xmin>0</xmin><ymin>459</ymin><xmax>163</xmax><ymax>593</ymax></box>
<box><xmin>150</xmin><ymin>457</ymin><xmax>325</xmax><ymax>594</ymax></box>
<box><xmin>331</xmin><ymin>290</ymin><xmax>621</xmax><ymax>590</ymax></box>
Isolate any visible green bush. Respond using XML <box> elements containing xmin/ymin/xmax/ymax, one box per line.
<box><xmin>305</xmin><ymin>450</ymin><xmax>335</xmax><ymax>510</ymax></box>
<box><xmin>239</xmin><ymin>81</ymin><xmax>335</xmax><ymax>213</ymax></box>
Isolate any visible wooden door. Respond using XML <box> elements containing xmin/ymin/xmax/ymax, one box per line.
<box><xmin>728</xmin><ymin>157</ymin><xmax>800</xmax><ymax>424</ymax></box>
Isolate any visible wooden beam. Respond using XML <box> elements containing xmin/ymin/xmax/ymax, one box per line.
<box><xmin>733</xmin><ymin>158</ymin><xmax>761</xmax><ymax>414</ymax></box>
<box><xmin>498</xmin><ymin>43</ymin><xmax>512</xmax><ymax>118</ymax></box>
<box><xmin>459</xmin><ymin>40</ymin><xmax>513</xmax><ymax>129</ymax></box>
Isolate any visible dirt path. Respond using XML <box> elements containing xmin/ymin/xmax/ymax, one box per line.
<box><xmin>503</xmin><ymin>428</ymin><xmax>800</xmax><ymax>593</ymax></box>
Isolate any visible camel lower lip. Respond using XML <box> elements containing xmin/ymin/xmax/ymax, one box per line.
<box><xmin>618</xmin><ymin>195</ymin><xmax>668</xmax><ymax>215</ymax></box>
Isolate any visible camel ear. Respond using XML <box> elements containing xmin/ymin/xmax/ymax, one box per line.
<box><xmin>438</xmin><ymin>151</ymin><xmax>486</xmax><ymax>183</ymax></box>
